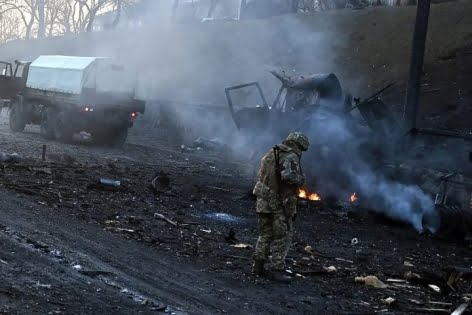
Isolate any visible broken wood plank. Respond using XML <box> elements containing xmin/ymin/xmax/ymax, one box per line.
<box><xmin>427</xmin><ymin>301</ymin><xmax>452</xmax><ymax>306</ymax></box>
<box><xmin>206</xmin><ymin>186</ymin><xmax>231</xmax><ymax>192</ymax></box>
<box><xmin>408</xmin><ymin>308</ymin><xmax>449</xmax><ymax>313</ymax></box>
<box><xmin>154</xmin><ymin>213</ymin><xmax>177</xmax><ymax>226</ymax></box>
<box><xmin>298</xmin><ymin>268</ymin><xmax>336</xmax><ymax>276</ymax></box>
<box><xmin>451</xmin><ymin>303</ymin><xmax>469</xmax><ymax>315</ymax></box>
<box><xmin>386</xmin><ymin>279</ymin><xmax>408</xmax><ymax>283</ymax></box>
<box><xmin>221</xmin><ymin>255</ymin><xmax>251</xmax><ymax>261</ymax></box>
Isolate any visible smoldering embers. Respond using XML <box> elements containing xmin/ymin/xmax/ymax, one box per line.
<box><xmin>305</xmin><ymin>109</ymin><xmax>439</xmax><ymax>232</ymax></box>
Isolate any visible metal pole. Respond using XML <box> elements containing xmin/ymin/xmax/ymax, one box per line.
<box><xmin>404</xmin><ymin>0</ymin><xmax>431</xmax><ymax>130</ymax></box>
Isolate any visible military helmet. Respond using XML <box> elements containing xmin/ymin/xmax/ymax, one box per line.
<box><xmin>286</xmin><ymin>132</ymin><xmax>309</xmax><ymax>151</ymax></box>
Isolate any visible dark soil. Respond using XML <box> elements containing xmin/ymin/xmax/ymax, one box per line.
<box><xmin>0</xmin><ymin>2</ymin><xmax>470</xmax><ymax>313</ymax></box>
<box><xmin>0</xmin><ymin>114</ymin><xmax>470</xmax><ymax>314</ymax></box>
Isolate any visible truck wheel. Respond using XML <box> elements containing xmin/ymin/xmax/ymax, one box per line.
<box><xmin>109</xmin><ymin>128</ymin><xmax>128</xmax><ymax>148</ymax></box>
<box><xmin>9</xmin><ymin>103</ymin><xmax>26</xmax><ymax>132</ymax></box>
<box><xmin>54</xmin><ymin>111</ymin><xmax>74</xmax><ymax>143</ymax></box>
<box><xmin>40</xmin><ymin>108</ymin><xmax>57</xmax><ymax>140</ymax></box>
<box><xmin>93</xmin><ymin>128</ymin><xmax>128</xmax><ymax>148</ymax></box>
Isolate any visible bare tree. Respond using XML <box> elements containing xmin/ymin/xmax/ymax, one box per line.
<box><xmin>0</xmin><ymin>0</ymin><xmax>142</xmax><ymax>38</ymax></box>
<box><xmin>44</xmin><ymin>0</ymin><xmax>67</xmax><ymax>36</ymax></box>
<box><xmin>0</xmin><ymin>8</ymin><xmax>22</xmax><ymax>42</ymax></box>
<box><xmin>37</xmin><ymin>0</ymin><xmax>44</xmax><ymax>37</ymax></box>
<box><xmin>0</xmin><ymin>1</ymin><xmax>36</xmax><ymax>38</ymax></box>
<box><xmin>110</xmin><ymin>0</ymin><xmax>138</xmax><ymax>30</ymax></box>
<box><xmin>74</xmin><ymin>0</ymin><xmax>111</xmax><ymax>32</ymax></box>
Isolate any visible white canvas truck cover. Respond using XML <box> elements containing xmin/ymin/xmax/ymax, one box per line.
<box><xmin>26</xmin><ymin>55</ymin><xmax>136</xmax><ymax>96</ymax></box>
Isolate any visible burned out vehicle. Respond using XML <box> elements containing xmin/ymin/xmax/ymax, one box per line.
<box><xmin>226</xmin><ymin>70</ymin><xmax>472</xmax><ymax>237</ymax></box>
<box><xmin>0</xmin><ymin>55</ymin><xmax>145</xmax><ymax>147</ymax></box>
<box><xmin>225</xmin><ymin>70</ymin><xmax>397</xmax><ymax>141</ymax></box>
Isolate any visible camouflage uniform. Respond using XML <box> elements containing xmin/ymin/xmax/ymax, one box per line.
<box><xmin>252</xmin><ymin>132</ymin><xmax>309</xmax><ymax>273</ymax></box>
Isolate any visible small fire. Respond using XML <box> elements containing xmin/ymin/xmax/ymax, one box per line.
<box><xmin>298</xmin><ymin>188</ymin><xmax>321</xmax><ymax>201</ymax></box>
<box><xmin>298</xmin><ymin>189</ymin><xmax>307</xmax><ymax>199</ymax></box>
<box><xmin>350</xmin><ymin>193</ymin><xmax>358</xmax><ymax>203</ymax></box>
<box><xmin>308</xmin><ymin>193</ymin><xmax>321</xmax><ymax>201</ymax></box>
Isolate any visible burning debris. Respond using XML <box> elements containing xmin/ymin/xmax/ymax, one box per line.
<box><xmin>297</xmin><ymin>188</ymin><xmax>321</xmax><ymax>201</ymax></box>
<box><xmin>298</xmin><ymin>188</ymin><xmax>359</xmax><ymax>204</ymax></box>
<box><xmin>350</xmin><ymin>193</ymin><xmax>358</xmax><ymax>203</ymax></box>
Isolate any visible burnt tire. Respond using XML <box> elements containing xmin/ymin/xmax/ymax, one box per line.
<box><xmin>9</xmin><ymin>103</ymin><xmax>26</xmax><ymax>132</ymax></box>
<box><xmin>40</xmin><ymin>107</ymin><xmax>58</xmax><ymax>140</ymax></box>
<box><xmin>54</xmin><ymin>111</ymin><xmax>74</xmax><ymax>143</ymax></box>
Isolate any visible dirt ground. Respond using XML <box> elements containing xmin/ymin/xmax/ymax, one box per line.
<box><xmin>0</xmin><ymin>109</ymin><xmax>470</xmax><ymax>315</ymax></box>
<box><xmin>0</xmin><ymin>2</ymin><xmax>471</xmax><ymax>314</ymax></box>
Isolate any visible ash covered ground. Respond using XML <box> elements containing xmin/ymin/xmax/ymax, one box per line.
<box><xmin>0</xmin><ymin>2</ymin><xmax>471</xmax><ymax>314</ymax></box>
<box><xmin>0</xmin><ymin>110</ymin><xmax>470</xmax><ymax>315</ymax></box>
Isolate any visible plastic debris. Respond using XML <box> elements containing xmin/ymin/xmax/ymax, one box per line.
<box><xmin>382</xmin><ymin>297</ymin><xmax>396</xmax><ymax>305</ymax></box>
<box><xmin>428</xmin><ymin>284</ymin><xmax>441</xmax><ymax>293</ymax></box>
<box><xmin>323</xmin><ymin>266</ymin><xmax>337</xmax><ymax>273</ymax></box>
<box><xmin>100</xmin><ymin>178</ymin><xmax>121</xmax><ymax>187</ymax></box>
<box><xmin>404</xmin><ymin>261</ymin><xmax>414</xmax><ymax>267</ymax></box>
<box><xmin>231</xmin><ymin>243</ymin><xmax>253</xmax><ymax>249</ymax></box>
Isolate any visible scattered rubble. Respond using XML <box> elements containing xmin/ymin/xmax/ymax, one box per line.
<box><xmin>382</xmin><ymin>297</ymin><xmax>396</xmax><ymax>305</ymax></box>
<box><xmin>193</xmin><ymin>137</ymin><xmax>227</xmax><ymax>152</ymax></box>
<box><xmin>0</xmin><ymin>152</ymin><xmax>21</xmax><ymax>163</ymax></box>
<box><xmin>355</xmin><ymin>276</ymin><xmax>388</xmax><ymax>289</ymax></box>
<box><xmin>181</xmin><ymin>137</ymin><xmax>228</xmax><ymax>154</ymax></box>
<box><xmin>151</xmin><ymin>172</ymin><xmax>171</xmax><ymax>192</ymax></box>
<box><xmin>154</xmin><ymin>213</ymin><xmax>177</xmax><ymax>227</ymax></box>
<box><xmin>323</xmin><ymin>266</ymin><xmax>337</xmax><ymax>273</ymax></box>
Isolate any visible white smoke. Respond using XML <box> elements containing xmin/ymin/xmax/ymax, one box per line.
<box><xmin>305</xmin><ymin>107</ymin><xmax>439</xmax><ymax>232</ymax></box>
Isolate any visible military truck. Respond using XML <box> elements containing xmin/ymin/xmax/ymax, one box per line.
<box><xmin>0</xmin><ymin>55</ymin><xmax>145</xmax><ymax>147</ymax></box>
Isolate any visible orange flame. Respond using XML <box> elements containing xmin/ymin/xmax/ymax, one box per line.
<box><xmin>298</xmin><ymin>189</ymin><xmax>307</xmax><ymax>199</ymax></box>
<box><xmin>350</xmin><ymin>193</ymin><xmax>358</xmax><ymax>203</ymax></box>
<box><xmin>298</xmin><ymin>188</ymin><xmax>321</xmax><ymax>201</ymax></box>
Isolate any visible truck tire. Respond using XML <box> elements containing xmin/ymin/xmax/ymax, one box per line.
<box><xmin>54</xmin><ymin>111</ymin><xmax>74</xmax><ymax>143</ymax></box>
<box><xmin>9</xmin><ymin>103</ymin><xmax>26</xmax><ymax>132</ymax></box>
<box><xmin>40</xmin><ymin>107</ymin><xmax>58</xmax><ymax>140</ymax></box>
<box><xmin>93</xmin><ymin>128</ymin><xmax>128</xmax><ymax>148</ymax></box>
<box><xmin>109</xmin><ymin>128</ymin><xmax>128</xmax><ymax>148</ymax></box>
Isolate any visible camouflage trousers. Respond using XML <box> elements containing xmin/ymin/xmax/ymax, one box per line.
<box><xmin>253</xmin><ymin>212</ymin><xmax>293</xmax><ymax>270</ymax></box>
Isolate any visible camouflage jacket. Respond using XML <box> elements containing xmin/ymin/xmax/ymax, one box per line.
<box><xmin>253</xmin><ymin>140</ymin><xmax>305</xmax><ymax>214</ymax></box>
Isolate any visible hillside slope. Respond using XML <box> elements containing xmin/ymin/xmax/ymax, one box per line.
<box><xmin>0</xmin><ymin>1</ymin><xmax>470</xmax><ymax>114</ymax></box>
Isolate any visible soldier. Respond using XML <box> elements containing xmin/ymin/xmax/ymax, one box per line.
<box><xmin>252</xmin><ymin>132</ymin><xmax>309</xmax><ymax>282</ymax></box>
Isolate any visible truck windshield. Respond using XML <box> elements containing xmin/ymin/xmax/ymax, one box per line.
<box><xmin>15</xmin><ymin>64</ymin><xmax>25</xmax><ymax>77</ymax></box>
<box><xmin>0</xmin><ymin>63</ymin><xmax>11</xmax><ymax>77</ymax></box>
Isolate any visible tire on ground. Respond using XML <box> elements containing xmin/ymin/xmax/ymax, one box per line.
<box><xmin>9</xmin><ymin>103</ymin><xmax>26</xmax><ymax>132</ymax></box>
<box><xmin>40</xmin><ymin>107</ymin><xmax>58</xmax><ymax>140</ymax></box>
<box><xmin>54</xmin><ymin>111</ymin><xmax>74</xmax><ymax>143</ymax></box>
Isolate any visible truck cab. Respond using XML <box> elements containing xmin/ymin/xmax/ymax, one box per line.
<box><xmin>0</xmin><ymin>60</ymin><xmax>30</xmax><ymax>103</ymax></box>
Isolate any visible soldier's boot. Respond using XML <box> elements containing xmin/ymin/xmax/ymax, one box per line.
<box><xmin>268</xmin><ymin>270</ymin><xmax>292</xmax><ymax>283</ymax></box>
<box><xmin>252</xmin><ymin>260</ymin><xmax>265</xmax><ymax>276</ymax></box>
